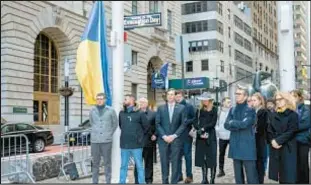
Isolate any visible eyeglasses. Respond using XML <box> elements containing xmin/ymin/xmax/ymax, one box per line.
<box><xmin>96</xmin><ymin>98</ymin><xmax>104</xmax><ymax>100</ymax></box>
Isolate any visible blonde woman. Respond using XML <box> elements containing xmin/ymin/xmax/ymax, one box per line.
<box><xmin>251</xmin><ymin>93</ymin><xmax>269</xmax><ymax>184</ymax></box>
<box><xmin>267</xmin><ymin>92</ymin><xmax>298</xmax><ymax>184</ymax></box>
<box><xmin>193</xmin><ymin>92</ymin><xmax>218</xmax><ymax>184</ymax></box>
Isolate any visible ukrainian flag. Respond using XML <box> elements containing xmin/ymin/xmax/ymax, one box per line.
<box><xmin>76</xmin><ymin>1</ymin><xmax>112</xmax><ymax>105</ymax></box>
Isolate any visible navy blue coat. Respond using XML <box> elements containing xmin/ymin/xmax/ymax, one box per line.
<box><xmin>178</xmin><ymin>99</ymin><xmax>195</xmax><ymax>142</ymax></box>
<box><xmin>155</xmin><ymin>103</ymin><xmax>187</xmax><ymax>142</ymax></box>
<box><xmin>267</xmin><ymin>109</ymin><xmax>298</xmax><ymax>183</ymax></box>
<box><xmin>295</xmin><ymin>103</ymin><xmax>311</xmax><ymax>146</ymax></box>
<box><xmin>224</xmin><ymin>101</ymin><xmax>257</xmax><ymax>161</ymax></box>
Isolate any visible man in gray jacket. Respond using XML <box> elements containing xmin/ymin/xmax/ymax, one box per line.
<box><xmin>89</xmin><ymin>93</ymin><xmax>118</xmax><ymax>184</ymax></box>
<box><xmin>215</xmin><ymin>97</ymin><xmax>231</xmax><ymax>177</ymax></box>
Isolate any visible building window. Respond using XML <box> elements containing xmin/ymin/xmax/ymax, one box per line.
<box><xmin>201</xmin><ymin>59</ymin><xmax>209</xmax><ymax>71</ymax></box>
<box><xmin>259</xmin><ymin>63</ymin><xmax>263</xmax><ymax>70</ymax></box>
<box><xmin>186</xmin><ymin>61</ymin><xmax>193</xmax><ymax>72</ymax></box>
<box><xmin>217</xmin><ymin>21</ymin><xmax>223</xmax><ymax>35</ymax></box>
<box><xmin>33</xmin><ymin>33</ymin><xmax>59</xmax><ymax>124</ymax></box>
<box><xmin>234</xmin><ymin>15</ymin><xmax>243</xmax><ymax>31</ymax></box>
<box><xmin>265</xmin><ymin>66</ymin><xmax>269</xmax><ymax>72</ymax></box>
<box><xmin>218</xmin><ymin>41</ymin><xmax>224</xmax><ymax>53</ymax></box>
<box><xmin>220</xmin><ymin>60</ymin><xmax>225</xmax><ymax>73</ymax></box>
<box><xmin>227</xmin><ymin>9</ymin><xmax>231</xmax><ymax>20</ymax></box>
<box><xmin>189</xmin><ymin>40</ymin><xmax>210</xmax><ymax>52</ymax></box>
<box><xmin>167</xmin><ymin>10</ymin><xmax>172</xmax><ymax>35</ymax></box>
<box><xmin>228</xmin><ymin>26</ymin><xmax>231</xmax><ymax>38</ymax></box>
<box><xmin>243</xmin><ymin>23</ymin><xmax>252</xmax><ymax>36</ymax></box>
<box><xmin>131</xmin><ymin>83</ymin><xmax>138</xmax><ymax>100</ymax></box>
<box><xmin>217</xmin><ymin>2</ymin><xmax>223</xmax><ymax>15</ymax></box>
<box><xmin>132</xmin><ymin>1</ymin><xmax>138</xmax><ymax>15</ymax></box>
<box><xmin>131</xmin><ymin>50</ymin><xmax>138</xmax><ymax>65</ymax></box>
<box><xmin>229</xmin><ymin>64</ymin><xmax>232</xmax><ymax>75</ymax></box>
<box><xmin>243</xmin><ymin>38</ymin><xmax>252</xmax><ymax>52</ymax></box>
<box><xmin>229</xmin><ymin>45</ymin><xmax>232</xmax><ymax>57</ymax></box>
<box><xmin>149</xmin><ymin>1</ymin><xmax>158</xmax><ymax>13</ymax></box>
<box><xmin>182</xmin><ymin>19</ymin><xmax>219</xmax><ymax>34</ymax></box>
<box><xmin>234</xmin><ymin>32</ymin><xmax>244</xmax><ymax>47</ymax></box>
<box><xmin>172</xmin><ymin>63</ymin><xmax>177</xmax><ymax>76</ymax></box>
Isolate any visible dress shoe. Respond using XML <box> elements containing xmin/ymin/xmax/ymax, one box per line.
<box><xmin>184</xmin><ymin>177</ymin><xmax>193</xmax><ymax>184</ymax></box>
<box><xmin>217</xmin><ymin>169</ymin><xmax>225</xmax><ymax>178</ymax></box>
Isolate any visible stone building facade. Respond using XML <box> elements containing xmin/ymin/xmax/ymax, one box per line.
<box><xmin>1</xmin><ymin>1</ymin><xmax>182</xmax><ymax>141</ymax></box>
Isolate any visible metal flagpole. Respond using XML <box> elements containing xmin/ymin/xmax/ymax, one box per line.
<box><xmin>277</xmin><ymin>1</ymin><xmax>295</xmax><ymax>91</ymax></box>
<box><xmin>111</xmin><ymin>1</ymin><xmax>124</xmax><ymax>183</ymax></box>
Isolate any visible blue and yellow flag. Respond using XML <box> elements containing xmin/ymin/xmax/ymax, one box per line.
<box><xmin>76</xmin><ymin>1</ymin><xmax>111</xmax><ymax>105</ymax></box>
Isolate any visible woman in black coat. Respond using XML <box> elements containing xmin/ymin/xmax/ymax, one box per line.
<box><xmin>251</xmin><ymin>93</ymin><xmax>269</xmax><ymax>184</ymax></box>
<box><xmin>267</xmin><ymin>92</ymin><xmax>298</xmax><ymax>184</ymax></box>
<box><xmin>193</xmin><ymin>92</ymin><xmax>218</xmax><ymax>184</ymax></box>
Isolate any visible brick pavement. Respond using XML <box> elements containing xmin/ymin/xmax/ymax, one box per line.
<box><xmin>40</xmin><ymin>143</ymin><xmax>278</xmax><ymax>184</ymax></box>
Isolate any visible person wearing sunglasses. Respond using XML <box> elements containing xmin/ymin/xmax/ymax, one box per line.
<box><xmin>267</xmin><ymin>92</ymin><xmax>299</xmax><ymax>184</ymax></box>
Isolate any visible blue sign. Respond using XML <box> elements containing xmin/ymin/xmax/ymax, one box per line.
<box><xmin>184</xmin><ymin>77</ymin><xmax>208</xmax><ymax>89</ymax></box>
<box><xmin>151</xmin><ymin>72</ymin><xmax>165</xmax><ymax>89</ymax></box>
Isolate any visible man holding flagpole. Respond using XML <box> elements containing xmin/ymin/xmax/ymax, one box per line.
<box><xmin>75</xmin><ymin>1</ymin><xmax>119</xmax><ymax>183</ymax></box>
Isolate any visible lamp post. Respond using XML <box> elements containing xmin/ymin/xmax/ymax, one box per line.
<box><xmin>59</xmin><ymin>58</ymin><xmax>74</xmax><ymax>132</ymax></box>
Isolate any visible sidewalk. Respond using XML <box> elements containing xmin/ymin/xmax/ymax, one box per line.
<box><xmin>40</xmin><ymin>149</ymin><xmax>278</xmax><ymax>184</ymax></box>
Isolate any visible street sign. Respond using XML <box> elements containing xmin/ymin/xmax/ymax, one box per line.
<box><xmin>13</xmin><ymin>107</ymin><xmax>27</xmax><ymax>114</ymax></box>
<box><xmin>124</xmin><ymin>13</ymin><xmax>162</xmax><ymax>30</ymax></box>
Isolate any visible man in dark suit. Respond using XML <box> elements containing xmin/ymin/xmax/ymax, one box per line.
<box><xmin>134</xmin><ymin>97</ymin><xmax>157</xmax><ymax>184</ymax></box>
<box><xmin>156</xmin><ymin>88</ymin><xmax>187</xmax><ymax>184</ymax></box>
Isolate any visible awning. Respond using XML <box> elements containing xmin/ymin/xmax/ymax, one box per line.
<box><xmin>169</xmin><ymin>77</ymin><xmax>210</xmax><ymax>90</ymax></box>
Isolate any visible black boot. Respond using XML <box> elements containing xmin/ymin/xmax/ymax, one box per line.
<box><xmin>201</xmin><ymin>166</ymin><xmax>209</xmax><ymax>184</ymax></box>
<box><xmin>210</xmin><ymin>167</ymin><xmax>216</xmax><ymax>184</ymax></box>
<box><xmin>217</xmin><ymin>168</ymin><xmax>225</xmax><ymax>178</ymax></box>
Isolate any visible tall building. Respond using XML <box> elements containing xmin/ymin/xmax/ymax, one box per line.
<box><xmin>293</xmin><ymin>1</ymin><xmax>309</xmax><ymax>91</ymax></box>
<box><xmin>181</xmin><ymin>1</ymin><xmax>254</xmax><ymax>102</ymax></box>
<box><xmin>238</xmin><ymin>1</ymin><xmax>279</xmax><ymax>85</ymax></box>
<box><xmin>1</xmin><ymin>1</ymin><xmax>181</xmax><ymax>142</ymax></box>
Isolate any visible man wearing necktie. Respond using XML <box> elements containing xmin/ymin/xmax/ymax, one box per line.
<box><xmin>156</xmin><ymin>88</ymin><xmax>187</xmax><ymax>184</ymax></box>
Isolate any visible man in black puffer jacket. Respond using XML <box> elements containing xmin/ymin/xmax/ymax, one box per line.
<box><xmin>175</xmin><ymin>90</ymin><xmax>195</xmax><ymax>183</ymax></box>
<box><xmin>119</xmin><ymin>94</ymin><xmax>150</xmax><ymax>184</ymax></box>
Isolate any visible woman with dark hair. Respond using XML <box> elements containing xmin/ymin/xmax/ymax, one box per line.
<box><xmin>251</xmin><ymin>93</ymin><xmax>269</xmax><ymax>184</ymax></box>
<box><xmin>290</xmin><ymin>89</ymin><xmax>310</xmax><ymax>184</ymax></box>
<box><xmin>194</xmin><ymin>92</ymin><xmax>218</xmax><ymax>184</ymax></box>
<box><xmin>267</xmin><ymin>92</ymin><xmax>298</xmax><ymax>184</ymax></box>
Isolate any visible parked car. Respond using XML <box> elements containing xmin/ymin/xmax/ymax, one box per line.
<box><xmin>1</xmin><ymin>122</ymin><xmax>54</xmax><ymax>155</ymax></box>
<box><xmin>66</xmin><ymin>119</ymin><xmax>91</xmax><ymax>146</ymax></box>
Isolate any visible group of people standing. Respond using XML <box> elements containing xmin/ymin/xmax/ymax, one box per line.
<box><xmin>88</xmin><ymin>85</ymin><xmax>310</xmax><ymax>184</ymax></box>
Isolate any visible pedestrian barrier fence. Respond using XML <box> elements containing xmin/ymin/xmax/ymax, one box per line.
<box><xmin>58</xmin><ymin>130</ymin><xmax>92</xmax><ymax>181</ymax></box>
<box><xmin>1</xmin><ymin>134</ymin><xmax>36</xmax><ymax>183</ymax></box>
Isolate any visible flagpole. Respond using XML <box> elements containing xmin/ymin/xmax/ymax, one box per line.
<box><xmin>111</xmin><ymin>1</ymin><xmax>124</xmax><ymax>183</ymax></box>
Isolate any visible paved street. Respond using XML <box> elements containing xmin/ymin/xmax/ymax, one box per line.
<box><xmin>40</xmin><ymin>144</ymin><xmax>278</xmax><ymax>184</ymax></box>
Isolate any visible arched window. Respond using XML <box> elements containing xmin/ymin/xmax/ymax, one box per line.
<box><xmin>34</xmin><ymin>33</ymin><xmax>58</xmax><ymax>93</ymax></box>
<box><xmin>33</xmin><ymin>33</ymin><xmax>59</xmax><ymax>124</ymax></box>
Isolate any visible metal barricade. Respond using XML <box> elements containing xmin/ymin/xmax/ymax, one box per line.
<box><xmin>1</xmin><ymin>134</ymin><xmax>35</xmax><ymax>183</ymax></box>
<box><xmin>58</xmin><ymin>130</ymin><xmax>92</xmax><ymax>181</ymax></box>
